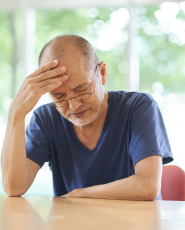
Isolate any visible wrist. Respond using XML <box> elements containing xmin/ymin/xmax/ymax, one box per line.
<box><xmin>9</xmin><ymin>103</ymin><xmax>26</xmax><ymax>122</ymax></box>
<box><xmin>8</xmin><ymin>110</ymin><xmax>25</xmax><ymax>125</ymax></box>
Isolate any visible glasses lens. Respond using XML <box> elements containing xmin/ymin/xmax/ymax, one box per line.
<box><xmin>76</xmin><ymin>93</ymin><xmax>90</xmax><ymax>101</ymax></box>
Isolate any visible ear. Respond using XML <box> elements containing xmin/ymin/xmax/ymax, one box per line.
<box><xmin>98</xmin><ymin>61</ymin><xmax>107</xmax><ymax>85</ymax></box>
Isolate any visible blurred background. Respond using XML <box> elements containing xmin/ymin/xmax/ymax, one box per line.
<box><xmin>0</xmin><ymin>0</ymin><xmax>185</xmax><ymax>196</ymax></box>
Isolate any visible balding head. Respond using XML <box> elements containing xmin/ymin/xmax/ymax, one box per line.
<box><xmin>39</xmin><ymin>34</ymin><xmax>100</xmax><ymax>72</ymax></box>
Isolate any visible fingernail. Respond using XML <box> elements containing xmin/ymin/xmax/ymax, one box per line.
<box><xmin>61</xmin><ymin>67</ymin><xmax>66</xmax><ymax>71</ymax></box>
<box><xmin>63</xmin><ymin>75</ymin><xmax>68</xmax><ymax>80</ymax></box>
<box><xmin>53</xmin><ymin>60</ymin><xmax>58</xmax><ymax>64</ymax></box>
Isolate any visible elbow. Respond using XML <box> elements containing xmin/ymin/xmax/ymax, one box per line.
<box><xmin>145</xmin><ymin>190</ymin><xmax>159</xmax><ymax>201</ymax></box>
<box><xmin>6</xmin><ymin>188</ymin><xmax>23</xmax><ymax>197</ymax></box>
<box><xmin>142</xmin><ymin>181</ymin><xmax>161</xmax><ymax>201</ymax></box>
<box><xmin>5</xmin><ymin>187</ymin><xmax>25</xmax><ymax>197</ymax></box>
<box><xmin>6</xmin><ymin>192</ymin><xmax>22</xmax><ymax>197</ymax></box>
<box><xmin>2</xmin><ymin>179</ymin><xmax>26</xmax><ymax>197</ymax></box>
<box><xmin>3</xmin><ymin>184</ymin><xmax>23</xmax><ymax>197</ymax></box>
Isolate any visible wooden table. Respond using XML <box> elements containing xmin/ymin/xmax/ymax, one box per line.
<box><xmin>0</xmin><ymin>195</ymin><xmax>184</xmax><ymax>230</ymax></box>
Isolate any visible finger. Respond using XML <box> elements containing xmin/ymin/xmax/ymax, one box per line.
<box><xmin>38</xmin><ymin>75</ymin><xmax>68</xmax><ymax>89</ymax></box>
<box><xmin>30</xmin><ymin>59</ymin><xmax>60</xmax><ymax>78</ymax></box>
<box><xmin>38</xmin><ymin>80</ymin><xmax>64</xmax><ymax>95</ymax></box>
<box><xmin>35</xmin><ymin>66</ymin><xmax>67</xmax><ymax>82</ymax></box>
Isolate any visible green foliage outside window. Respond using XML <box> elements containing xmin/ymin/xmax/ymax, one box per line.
<box><xmin>138</xmin><ymin>5</ymin><xmax>185</xmax><ymax>94</ymax></box>
<box><xmin>0</xmin><ymin>12</ymin><xmax>13</xmax><ymax>121</ymax></box>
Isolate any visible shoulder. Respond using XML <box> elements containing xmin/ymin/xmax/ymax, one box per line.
<box><xmin>109</xmin><ymin>91</ymin><xmax>154</xmax><ymax>100</ymax></box>
<box><xmin>32</xmin><ymin>103</ymin><xmax>62</xmax><ymax>126</ymax></box>
<box><xmin>33</xmin><ymin>103</ymin><xmax>58</xmax><ymax>116</ymax></box>
<box><xmin>109</xmin><ymin>91</ymin><xmax>157</xmax><ymax>109</ymax></box>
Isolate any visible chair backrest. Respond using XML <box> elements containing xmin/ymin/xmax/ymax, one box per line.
<box><xmin>161</xmin><ymin>165</ymin><xmax>185</xmax><ymax>201</ymax></box>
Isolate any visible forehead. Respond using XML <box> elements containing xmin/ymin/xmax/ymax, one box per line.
<box><xmin>41</xmin><ymin>45</ymin><xmax>92</xmax><ymax>75</ymax></box>
<box><xmin>41</xmin><ymin>43</ymin><xmax>83</xmax><ymax>66</ymax></box>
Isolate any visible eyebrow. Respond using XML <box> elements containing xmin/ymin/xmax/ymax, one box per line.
<box><xmin>51</xmin><ymin>82</ymin><xmax>89</xmax><ymax>97</ymax></box>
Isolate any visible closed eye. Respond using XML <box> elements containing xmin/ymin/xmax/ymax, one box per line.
<box><xmin>53</xmin><ymin>84</ymin><xmax>90</xmax><ymax>100</ymax></box>
<box><xmin>75</xmin><ymin>88</ymin><xmax>88</xmax><ymax>93</ymax></box>
<box><xmin>75</xmin><ymin>83</ymin><xmax>91</xmax><ymax>93</ymax></box>
<box><xmin>56</xmin><ymin>94</ymin><xmax>64</xmax><ymax>100</ymax></box>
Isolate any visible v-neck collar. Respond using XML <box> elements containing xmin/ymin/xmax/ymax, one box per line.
<box><xmin>67</xmin><ymin>91</ymin><xmax>113</xmax><ymax>155</ymax></box>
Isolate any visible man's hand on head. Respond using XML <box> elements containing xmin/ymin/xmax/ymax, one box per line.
<box><xmin>9</xmin><ymin>60</ymin><xmax>68</xmax><ymax>119</ymax></box>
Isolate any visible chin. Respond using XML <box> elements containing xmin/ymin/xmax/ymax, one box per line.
<box><xmin>69</xmin><ymin>108</ymin><xmax>100</xmax><ymax>127</ymax></box>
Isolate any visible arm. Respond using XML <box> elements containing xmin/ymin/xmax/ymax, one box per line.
<box><xmin>1</xmin><ymin>60</ymin><xmax>68</xmax><ymax>197</ymax></box>
<box><xmin>1</xmin><ymin>113</ymin><xmax>40</xmax><ymax>197</ymax></box>
<box><xmin>61</xmin><ymin>155</ymin><xmax>162</xmax><ymax>201</ymax></box>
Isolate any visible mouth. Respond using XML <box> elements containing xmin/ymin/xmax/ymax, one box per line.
<box><xmin>71</xmin><ymin>109</ymin><xmax>89</xmax><ymax>118</ymax></box>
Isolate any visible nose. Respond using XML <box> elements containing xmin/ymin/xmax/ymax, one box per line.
<box><xmin>68</xmin><ymin>98</ymin><xmax>82</xmax><ymax>111</ymax></box>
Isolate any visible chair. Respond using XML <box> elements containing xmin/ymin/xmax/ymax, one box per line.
<box><xmin>161</xmin><ymin>165</ymin><xmax>185</xmax><ymax>201</ymax></box>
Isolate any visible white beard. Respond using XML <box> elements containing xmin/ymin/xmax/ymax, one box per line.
<box><xmin>69</xmin><ymin>89</ymin><xmax>104</xmax><ymax>127</ymax></box>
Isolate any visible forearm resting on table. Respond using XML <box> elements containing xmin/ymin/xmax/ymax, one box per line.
<box><xmin>62</xmin><ymin>155</ymin><xmax>162</xmax><ymax>201</ymax></box>
<box><xmin>62</xmin><ymin>174</ymin><xmax>160</xmax><ymax>201</ymax></box>
<box><xmin>81</xmin><ymin>175</ymin><xmax>159</xmax><ymax>201</ymax></box>
<box><xmin>1</xmin><ymin>113</ymin><xmax>29</xmax><ymax>196</ymax></box>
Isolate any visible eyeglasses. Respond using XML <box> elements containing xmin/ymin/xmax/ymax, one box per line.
<box><xmin>50</xmin><ymin>63</ymin><xmax>100</xmax><ymax>108</ymax></box>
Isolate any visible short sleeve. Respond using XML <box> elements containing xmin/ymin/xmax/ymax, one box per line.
<box><xmin>25</xmin><ymin>112</ymin><xmax>51</xmax><ymax>167</ymax></box>
<box><xmin>129</xmin><ymin>98</ymin><xmax>173</xmax><ymax>166</ymax></box>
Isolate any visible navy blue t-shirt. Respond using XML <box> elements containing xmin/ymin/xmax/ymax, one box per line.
<box><xmin>26</xmin><ymin>91</ymin><xmax>173</xmax><ymax>198</ymax></box>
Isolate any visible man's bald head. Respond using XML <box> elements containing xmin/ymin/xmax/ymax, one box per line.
<box><xmin>38</xmin><ymin>34</ymin><xmax>100</xmax><ymax>72</ymax></box>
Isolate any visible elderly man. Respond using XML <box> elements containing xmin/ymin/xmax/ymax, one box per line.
<box><xmin>1</xmin><ymin>35</ymin><xmax>173</xmax><ymax>200</ymax></box>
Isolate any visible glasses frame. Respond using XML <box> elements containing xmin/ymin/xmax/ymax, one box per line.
<box><xmin>49</xmin><ymin>63</ymin><xmax>100</xmax><ymax>108</ymax></box>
